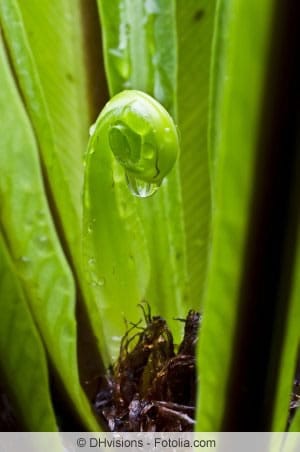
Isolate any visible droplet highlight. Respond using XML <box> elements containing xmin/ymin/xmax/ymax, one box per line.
<box><xmin>19</xmin><ymin>256</ymin><xmax>30</xmax><ymax>264</ymax></box>
<box><xmin>91</xmin><ymin>277</ymin><xmax>105</xmax><ymax>287</ymax></box>
<box><xmin>87</xmin><ymin>218</ymin><xmax>96</xmax><ymax>234</ymax></box>
<box><xmin>126</xmin><ymin>172</ymin><xmax>159</xmax><ymax>198</ymax></box>
<box><xmin>89</xmin><ymin>123</ymin><xmax>96</xmax><ymax>136</ymax></box>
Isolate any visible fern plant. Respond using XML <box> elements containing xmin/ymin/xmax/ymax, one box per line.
<box><xmin>0</xmin><ymin>0</ymin><xmax>299</xmax><ymax>433</ymax></box>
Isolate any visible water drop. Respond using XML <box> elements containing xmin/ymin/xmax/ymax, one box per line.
<box><xmin>88</xmin><ymin>258</ymin><xmax>96</xmax><ymax>266</ymax></box>
<box><xmin>20</xmin><ymin>256</ymin><xmax>30</xmax><ymax>263</ymax></box>
<box><xmin>97</xmin><ymin>277</ymin><xmax>105</xmax><ymax>286</ymax></box>
<box><xmin>37</xmin><ymin>235</ymin><xmax>49</xmax><ymax>249</ymax></box>
<box><xmin>87</xmin><ymin>218</ymin><xmax>96</xmax><ymax>233</ymax></box>
<box><xmin>126</xmin><ymin>172</ymin><xmax>159</xmax><ymax>198</ymax></box>
<box><xmin>123</xmin><ymin>80</ymin><xmax>132</xmax><ymax>89</ymax></box>
<box><xmin>89</xmin><ymin>123</ymin><xmax>96</xmax><ymax>136</ymax></box>
<box><xmin>91</xmin><ymin>277</ymin><xmax>105</xmax><ymax>287</ymax></box>
<box><xmin>145</xmin><ymin>0</ymin><xmax>160</xmax><ymax>14</ymax></box>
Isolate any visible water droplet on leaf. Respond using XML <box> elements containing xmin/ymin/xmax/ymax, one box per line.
<box><xmin>20</xmin><ymin>256</ymin><xmax>30</xmax><ymax>264</ymax></box>
<box><xmin>97</xmin><ymin>277</ymin><xmax>105</xmax><ymax>286</ymax></box>
<box><xmin>91</xmin><ymin>277</ymin><xmax>105</xmax><ymax>287</ymax></box>
<box><xmin>145</xmin><ymin>0</ymin><xmax>160</xmax><ymax>14</ymax></box>
<box><xmin>87</xmin><ymin>218</ymin><xmax>96</xmax><ymax>233</ymax></box>
<box><xmin>126</xmin><ymin>172</ymin><xmax>159</xmax><ymax>198</ymax></box>
<box><xmin>37</xmin><ymin>235</ymin><xmax>49</xmax><ymax>249</ymax></box>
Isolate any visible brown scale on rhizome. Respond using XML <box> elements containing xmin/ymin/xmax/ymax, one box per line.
<box><xmin>93</xmin><ymin>303</ymin><xmax>201</xmax><ymax>431</ymax></box>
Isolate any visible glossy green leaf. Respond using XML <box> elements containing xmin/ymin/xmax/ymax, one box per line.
<box><xmin>0</xmin><ymin>234</ymin><xmax>57</xmax><ymax>432</ymax></box>
<box><xmin>95</xmin><ymin>0</ymin><xmax>188</xmax><ymax>354</ymax></box>
<box><xmin>0</xmin><ymin>35</ymin><xmax>99</xmax><ymax>431</ymax></box>
<box><xmin>0</xmin><ymin>0</ymin><xmax>85</xmax><ymax>247</ymax></box>
<box><xmin>196</xmin><ymin>0</ymin><xmax>274</xmax><ymax>430</ymax></box>
<box><xmin>83</xmin><ymin>93</ymin><xmax>150</xmax><ymax>361</ymax></box>
<box><xmin>0</xmin><ymin>0</ymin><xmax>110</xmax><ymax>367</ymax></box>
<box><xmin>176</xmin><ymin>0</ymin><xmax>216</xmax><ymax>309</ymax></box>
<box><xmin>83</xmin><ymin>90</ymin><xmax>181</xmax><ymax>359</ymax></box>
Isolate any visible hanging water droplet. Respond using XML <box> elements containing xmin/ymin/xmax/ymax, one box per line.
<box><xmin>126</xmin><ymin>172</ymin><xmax>159</xmax><ymax>198</ymax></box>
<box><xmin>89</xmin><ymin>123</ymin><xmax>96</xmax><ymax>136</ymax></box>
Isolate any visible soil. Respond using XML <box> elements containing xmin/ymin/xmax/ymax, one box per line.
<box><xmin>93</xmin><ymin>305</ymin><xmax>201</xmax><ymax>431</ymax></box>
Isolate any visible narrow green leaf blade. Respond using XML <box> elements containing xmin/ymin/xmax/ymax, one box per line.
<box><xmin>0</xmin><ymin>234</ymin><xmax>57</xmax><ymax>432</ymax></box>
<box><xmin>16</xmin><ymin>0</ymin><xmax>91</xmax><ymax>160</ymax></box>
<box><xmin>97</xmin><ymin>0</ymin><xmax>188</xmax><ymax>343</ymax></box>
<box><xmin>0</xmin><ymin>36</ymin><xmax>100</xmax><ymax>431</ymax></box>
<box><xmin>0</xmin><ymin>0</ymin><xmax>110</xmax><ymax>367</ymax></box>
<box><xmin>196</xmin><ymin>0</ymin><xmax>274</xmax><ymax>430</ymax></box>
<box><xmin>176</xmin><ymin>0</ymin><xmax>216</xmax><ymax>308</ymax></box>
